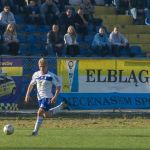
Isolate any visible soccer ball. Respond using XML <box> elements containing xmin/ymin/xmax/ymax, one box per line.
<box><xmin>3</xmin><ymin>124</ymin><xmax>14</xmax><ymax>135</ymax></box>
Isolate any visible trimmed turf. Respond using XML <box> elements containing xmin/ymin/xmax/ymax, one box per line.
<box><xmin>0</xmin><ymin>117</ymin><xmax>150</xmax><ymax>150</ymax></box>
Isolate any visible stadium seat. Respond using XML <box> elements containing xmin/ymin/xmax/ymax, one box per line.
<box><xmin>18</xmin><ymin>33</ymin><xmax>27</xmax><ymax>43</ymax></box>
<box><xmin>134</xmin><ymin>44</ymin><xmax>150</xmax><ymax>53</ymax></box>
<box><xmin>120</xmin><ymin>49</ymin><xmax>129</xmax><ymax>57</ymax></box>
<box><xmin>130</xmin><ymin>45</ymin><xmax>142</xmax><ymax>57</ymax></box>
<box><xmin>95</xmin><ymin>0</ymin><xmax>105</xmax><ymax>5</ymax></box>
<box><xmin>39</xmin><ymin>34</ymin><xmax>47</xmax><ymax>43</ymax></box>
<box><xmin>15</xmin><ymin>15</ymin><xmax>25</xmax><ymax>24</ymax></box>
<box><xmin>27</xmin><ymin>35</ymin><xmax>36</xmax><ymax>43</ymax></box>
<box><xmin>98</xmin><ymin>15</ymin><xmax>133</xmax><ymax>25</ymax></box>
<box><xmin>84</xmin><ymin>35</ymin><xmax>93</xmax><ymax>44</ymax></box>
<box><xmin>38</xmin><ymin>25</ymin><xmax>50</xmax><ymax>33</ymax></box>
<box><xmin>69</xmin><ymin>0</ymin><xmax>81</xmax><ymax>5</ymax></box>
<box><xmin>106</xmin><ymin>25</ymin><xmax>150</xmax><ymax>34</ymax></box>
<box><xmin>16</xmin><ymin>24</ymin><xmax>26</xmax><ymax>32</ymax></box>
<box><xmin>94</xmin><ymin>6</ymin><xmax>116</xmax><ymax>16</ymax></box>
<box><xmin>19</xmin><ymin>44</ymin><xmax>30</xmax><ymax>55</ymax></box>
<box><xmin>25</xmin><ymin>25</ymin><xmax>36</xmax><ymax>32</ymax></box>
<box><xmin>127</xmin><ymin>34</ymin><xmax>150</xmax><ymax>44</ymax></box>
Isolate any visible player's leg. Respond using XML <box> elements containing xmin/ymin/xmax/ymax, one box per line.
<box><xmin>32</xmin><ymin>107</ymin><xmax>45</xmax><ymax>136</ymax></box>
<box><xmin>48</xmin><ymin>100</ymin><xmax>69</xmax><ymax>115</ymax></box>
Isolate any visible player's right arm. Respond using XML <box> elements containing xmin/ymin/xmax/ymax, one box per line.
<box><xmin>25</xmin><ymin>72</ymin><xmax>37</xmax><ymax>103</ymax></box>
<box><xmin>24</xmin><ymin>83</ymin><xmax>34</xmax><ymax>103</ymax></box>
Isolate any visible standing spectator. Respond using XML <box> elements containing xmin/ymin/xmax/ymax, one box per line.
<box><xmin>14</xmin><ymin>0</ymin><xmax>27</xmax><ymax>13</ymax></box>
<box><xmin>0</xmin><ymin>5</ymin><xmax>16</xmax><ymax>35</ymax></box>
<box><xmin>64</xmin><ymin>25</ymin><xmax>80</xmax><ymax>57</ymax></box>
<box><xmin>105</xmin><ymin>0</ymin><xmax>112</xmax><ymax>6</ymax></box>
<box><xmin>25</xmin><ymin>0</ymin><xmax>41</xmax><ymax>24</ymax></box>
<box><xmin>129</xmin><ymin>0</ymin><xmax>145</xmax><ymax>24</ymax></box>
<box><xmin>112</xmin><ymin>0</ymin><xmax>120</xmax><ymax>11</ymax></box>
<box><xmin>46</xmin><ymin>24</ymin><xmax>64</xmax><ymax>57</ymax></box>
<box><xmin>128</xmin><ymin>0</ymin><xmax>137</xmax><ymax>23</ymax></box>
<box><xmin>109</xmin><ymin>26</ymin><xmax>130</xmax><ymax>57</ymax></box>
<box><xmin>74</xmin><ymin>8</ymin><xmax>88</xmax><ymax>39</ymax></box>
<box><xmin>80</xmin><ymin>0</ymin><xmax>95</xmax><ymax>22</ymax></box>
<box><xmin>144</xmin><ymin>0</ymin><xmax>150</xmax><ymax>25</ymax></box>
<box><xmin>3</xmin><ymin>23</ymin><xmax>19</xmax><ymax>55</ymax></box>
<box><xmin>40</xmin><ymin>0</ymin><xmax>60</xmax><ymax>25</ymax></box>
<box><xmin>92</xmin><ymin>27</ymin><xmax>110</xmax><ymax>57</ymax></box>
<box><xmin>59</xmin><ymin>8</ymin><xmax>75</xmax><ymax>34</ymax></box>
<box><xmin>54</xmin><ymin>0</ymin><xmax>69</xmax><ymax>12</ymax></box>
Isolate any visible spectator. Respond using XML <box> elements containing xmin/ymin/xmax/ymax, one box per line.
<box><xmin>0</xmin><ymin>0</ymin><xmax>27</xmax><ymax>14</ymax></box>
<box><xmin>25</xmin><ymin>0</ymin><xmax>41</xmax><ymax>24</ymax></box>
<box><xmin>64</xmin><ymin>25</ymin><xmax>80</xmax><ymax>57</ymax></box>
<box><xmin>109</xmin><ymin>26</ymin><xmax>130</xmax><ymax>57</ymax></box>
<box><xmin>59</xmin><ymin>8</ymin><xmax>75</xmax><ymax>34</ymax></box>
<box><xmin>92</xmin><ymin>27</ymin><xmax>110</xmax><ymax>57</ymax></box>
<box><xmin>46</xmin><ymin>24</ymin><xmax>64</xmax><ymax>57</ymax></box>
<box><xmin>3</xmin><ymin>23</ymin><xmax>19</xmax><ymax>55</ymax></box>
<box><xmin>144</xmin><ymin>0</ymin><xmax>150</xmax><ymax>25</ymax></box>
<box><xmin>129</xmin><ymin>0</ymin><xmax>145</xmax><ymax>24</ymax></box>
<box><xmin>0</xmin><ymin>5</ymin><xmax>16</xmax><ymax>35</ymax></box>
<box><xmin>0</xmin><ymin>0</ymin><xmax>16</xmax><ymax>13</ymax></box>
<box><xmin>40</xmin><ymin>0</ymin><xmax>60</xmax><ymax>25</ymax></box>
<box><xmin>74</xmin><ymin>8</ymin><xmax>88</xmax><ymax>39</ymax></box>
<box><xmin>112</xmin><ymin>0</ymin><xmax>128</xmax><ymax>14</ymax></box>
<box><xmin>80</xmin><ymin>0</ymin><xmax>95</xmax><ymax>22</ymax></box>
<box><xmin>105</xmin><ymin>0</ymin><xmax>112</xmax><ymax>6</ymax></box>
<box><xmin>14</xmin><ymin>0</ymin><xmax>27</xmax><ymax>13</ymax></box>
<box><xmin>54</xmin><ymin>0</ymin><xmax>69</xmax><ymax>12</ymax></box>
<box><xmin>112</xmin><ymin>0</ymin><xmax>120</xmax><ymax>10</ymax></box>
<box><xmin>120</xmin><ymin>0</ymin><xmax>130</xmax><ymax>14</ymax></box>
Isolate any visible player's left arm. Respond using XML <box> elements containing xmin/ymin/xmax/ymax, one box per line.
<box><xmin>51</xmin><ymin>86</ymin><xmax>61</xmax><ymax>105</ymax></box>
<box><xmin>50</xmin><ymin>74</ymin><xmax>61</xmax><ymax>105</ymax></box>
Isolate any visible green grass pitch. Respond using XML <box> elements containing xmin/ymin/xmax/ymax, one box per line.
<box><xmin>0</xmin><ymin>116</ymin><xmax>150</xmax><ymax>150</ymax></box>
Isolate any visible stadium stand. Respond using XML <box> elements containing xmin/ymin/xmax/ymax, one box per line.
<box><xmin>93</xmin><ymin>5</ymin><xmax>150</xmax><ymax>57</ymax></box>
<box><xmin>10</xmin><ymin>1</ymin><xmax>149</xmax><ymax>57</ymax></box>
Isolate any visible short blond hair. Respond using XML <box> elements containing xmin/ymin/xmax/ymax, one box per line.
<box><xmin>38</xmin><ymin>58</ymin><xmax>47</xmax><ymax>66</ymax></box>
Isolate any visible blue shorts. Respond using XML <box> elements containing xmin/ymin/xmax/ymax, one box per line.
<box><xmin>38</xmin><ymin>98</ymin><xmax>52</xmax><ymax>112</ymax></box>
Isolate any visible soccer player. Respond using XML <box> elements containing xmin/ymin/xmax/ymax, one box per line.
<box><xmin>25</xmin><ymin>57</ymin><xmax>67</xmax><ymax>136</ymax></box>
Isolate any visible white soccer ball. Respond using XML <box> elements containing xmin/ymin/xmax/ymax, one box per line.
<box><xmin>3</xmin><ymin>124</ymin><xmax>14</xmax><ymax>135</ymax></box>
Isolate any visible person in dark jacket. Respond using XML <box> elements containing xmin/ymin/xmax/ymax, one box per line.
<box><xmin>129</xmin><ymin>0</ymin><xmax>145</xmax><ymax>24</ymax></box>
<box><xmin>40</xmin><ymin>0</ymin><xmax>60</xmax><ymax>25</ymax></box>
<box><xmin>59</xmin><ymin>8</ymin><xmax>75</xmax><ymax>34</ymax></box>
<box><xmin>74</xmin><ymin>8</ymin><xmax>88</xmax><ymax>39</ymax></box>
<box><xmin>25</xmin><ymin>0</ymin><xmax>41</xmax><ymax>24</ymax></box>
<box><xmin>46</xmin><ymin>24</ymin><xmax>64</xmax><ymax>56</ymax></box>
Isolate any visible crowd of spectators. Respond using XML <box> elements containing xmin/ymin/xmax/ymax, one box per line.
<box><xmin>0</xmin><ymin>0</ymin><xmax>150</xmax><ymax>57</ymax></box>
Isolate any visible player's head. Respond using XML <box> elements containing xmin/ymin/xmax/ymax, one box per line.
<box><xmin>38</xmin><ymin>58</ymin><xmax>48</xmax><ymax>74</ymax></box>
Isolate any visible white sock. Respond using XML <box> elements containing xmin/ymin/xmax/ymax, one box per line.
<box><xmin>48</xmin><ymin>102</ymin><xmax>63</xmax><ymax>115</ymax></box>
<box><xmin>33</xmin><ymin>116</ymin><xmax>43</xmax><ymax>133</ymax></box>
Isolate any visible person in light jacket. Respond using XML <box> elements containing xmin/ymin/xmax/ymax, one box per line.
<box><xmin>92</xmin><ymin>27</ymin><xmax>110</xmax><ymax>57</ymax></box>
<box><xmin>109</xmin><ymin>26</ymin><xmax>130</xmax><ymax>57</ymax></box>
<box><xmin>0</xmin><ymin>5</ymin><xmax>16</xmax><ymax>35</ymax></box>
<box><xmin>64</xmin><ymin>25</ymin><xmax>79</xmax><ymax>57</ymax></box>
<box><xmin>3</xmin><ymin>23</ymin><xmax>19</xmax><ymax>55</ymax></box>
